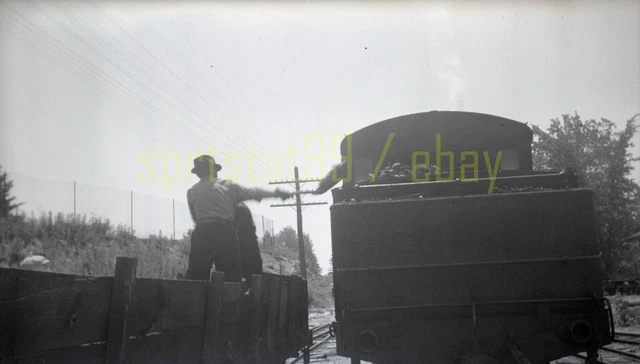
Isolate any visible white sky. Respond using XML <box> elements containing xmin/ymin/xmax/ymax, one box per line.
<box><xmin>1</xmin><ymin>0</ymin><xmax>639</xmax><ymax>274</ymax></box>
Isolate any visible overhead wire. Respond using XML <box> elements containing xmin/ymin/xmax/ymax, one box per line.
<box><xmin>138</xmin><ymin>20</ymin><xmax>273</xmax><ymax>156</ymax></box>
<box><xmin>32</xmin><ymin>2</ymin><xmax>273</xmax><ymax>175</ymax></box>
<box><xmin>2</xmin><ymin>3</ymin><xmax>293</xmax><ymax>182</ymax></box>
<box><xmin>175</xmin><ymin>25</ymin><xmax>310</xmax><ymax>175</ymax></box>
<box><xmin>34</xmin><ymin>3</ymin><xmax>240</xmax><ymax>153</ymax></box>
<box><xmin>153</xmin><ymin>26</ymin><xmax>272</xmax><ymax>146</ymax></box>
<box><xmin>84</xmin><ymin>1</ymin><xmax>273</xmax><ymax>168</ymax></box>
<box><xmin>0</xmin><ymin>3</ymin><xmax>224</xmax><ymax>156</ymax></box>
<box><xmin>175</xmin><ymin>30</ymin><xmax>272</xmax><ymax>134</ymax></box>
<box><xmin>0</xmin><ymin>6</ymin><xmax>162</xmax><ymax>125</ymax></box>
<box><xmin>52</xmin><ymin>1</ymin><xmax>269</xmax><ymax>172</ymax></box>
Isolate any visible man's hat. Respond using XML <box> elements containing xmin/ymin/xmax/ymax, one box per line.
<box><xmin>191</xmin><ymin>155</ymin><xmax>222</xmax><ymax>174</ymax></box>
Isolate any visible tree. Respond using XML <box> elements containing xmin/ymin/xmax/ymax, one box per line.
<box><xmin>531</xmin><ymin>113</ymin><xmax>640</xmax><ymax>277</ymax></box>
<box><xmin>276</xmin><ymin>226</ymin><xmax>298</xmax><ymax>252</ymax></box>
<box><xmin>303</xmin><ymin>233</ymin><xmax>321</xmax><ymax>278</ymax></box>
<box><xmin>260</xmin><ymin>230</ymin><xmax>275</xmax><ymax>249</ymax></box>
<box><xmin>0</xmin><ymin>166</ymin><xmax>23</xmax><ymax>219</ymax></box>
<box><xmin>270</xmin><ymin>226</ymin><xmax>321</xmax><ymax>278</ymax></box>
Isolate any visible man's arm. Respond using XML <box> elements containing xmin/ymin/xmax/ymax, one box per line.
<box><xmin>313</xmin><ymin>161</ymin><xmax>347</xmax><ymax>195</ymax></box>
<box><xmin>233</xmin><ymin>182</ymin><xmax>292</xmax><ymax>202</ymax></box>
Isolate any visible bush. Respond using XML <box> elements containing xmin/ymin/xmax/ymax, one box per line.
<box><xmin>0</xmin><ymin>211</ymin><xmax>191</xmax><ymax>279</ymax></box>
<box><xmin>612</xmin><ymin>295</ymin><xmax>640</xmax><ymax>327</ymax></box>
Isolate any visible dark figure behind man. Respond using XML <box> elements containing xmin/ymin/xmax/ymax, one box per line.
<box><xmin>185</xmin><ymin>155</ymin><xmax>291</xmax><ymax>282</ymax></box>
<box><xmin>234</xmin><ymin>202</ymin><xmax>263</xmax><ymax>285</ymax></box>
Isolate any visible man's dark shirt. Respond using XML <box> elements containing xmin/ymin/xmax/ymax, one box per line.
<box><xmin>234</xmin><ymin>202</ymin><xmax>263</xmax><ymax>283</ymax></box>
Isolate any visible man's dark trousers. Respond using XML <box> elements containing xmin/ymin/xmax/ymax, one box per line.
<box><xmin>234</xmin><ymin>203</ymin><xmax>263</xmax><ymax>285</ymax></box>
<box><xmin>185</xmin><ymin>221</ymin><xmax>243</xmax><ymax>282</ymax></box>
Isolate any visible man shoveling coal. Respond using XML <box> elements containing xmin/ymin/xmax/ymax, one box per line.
<box><xmin>186</xmin><ymin>155</ymin><xmax>292</xmax><ymax>282</ymax></box>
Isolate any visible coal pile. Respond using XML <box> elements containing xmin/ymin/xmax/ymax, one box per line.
<box><xmin>359</xmin><ymin>162</ymin><xmax>439</xmax><ymax>184</ymax></box>
<box><xmin>492</xmin><ymin>185</ymin><xmax>558</xmax><ymax>193</ymax></box>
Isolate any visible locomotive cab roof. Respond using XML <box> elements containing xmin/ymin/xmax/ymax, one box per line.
<box><xmin>327</xmin><ymin>111</ymin><xmax>577</xmax><ymax>202</ymax></box>
<box><xmin>339</xmin><ymin>111</ymin><xmax>534</xmax><ymax>173</ymax></box>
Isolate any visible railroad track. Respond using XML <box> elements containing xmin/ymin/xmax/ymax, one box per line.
<box><xmin>567</xmin><ymin>331</ymin><xmax>640</xmax><ymax>363</ymax></box>
<box><xmin>294</xmin><ymin>310</ymin><xmax>640</xmax><ymax>364</ymax></box>
<box><xmin>288</xmin><ymin>323</ymin><xmax>337</xmax><ymax>364</ymax></box>
<box><xmin>291</xmin><ymin>327</ymin><xmax>640</xmax><ymax>364</ymax></box>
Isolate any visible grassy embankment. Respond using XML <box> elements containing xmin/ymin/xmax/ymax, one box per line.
<box><xmin>0</xmin><ymin>212</ymin><xmax>332</xmax><ymax>307</ymax></box>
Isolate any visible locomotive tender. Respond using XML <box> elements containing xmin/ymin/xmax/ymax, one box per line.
<box><xmin>326</xmin><ymin>111</ymin><xmax>614</xmax><ymax>364</ymax></box>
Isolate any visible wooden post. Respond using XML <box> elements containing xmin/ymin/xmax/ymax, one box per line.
<box><xmin>73</xmin><ymin>181</ymin><xmax>76</xmax><ymax>221</ymax></box>
<box><xmin>286</xmin><ymin>277</ymin><xmax>302</xmax><ymax>348</ymax></box>
<box><xmin>294</xmin><ymin>167</ymin><xmax>307</xmax><ymax>279</ymax></box>
<box><xmin>105</xmin><ymin>257</ymin><xmax>138</xmax><ymax>364</ymax></box>
<box><xmin>200</xmin><ymin>271</ymin><xmax>225</xmax><ymax>364</ymax></box>
<box><xmin>302</xmin><ymin>277</ymin><xmax>310</xmax><ymax>364</ymax></box>
<box><xmin>172</xmin><ymin>199</ymin><xmax>176</xmax><ymax>241</ymax></box>
<box><xmin>130</xmin><ymin>191</ymin><xmax>133</xmax><ymax>236</ymax></box>
<box><xmin>277</xmin><ymin>280</ymin><xmax>289</xmax><ymax>357</ymax></box>
<box><xmin>249</xmin><ymin>275</ymin><xmax>263</xmax><ymax>363</ymax></box>
<box><xmin>267</xmin><ymin>277</ymin><xmax>281</xmax><ymax>361</ymax></box>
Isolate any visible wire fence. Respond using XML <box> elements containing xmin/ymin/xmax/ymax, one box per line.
<box><xmin>8</xmin><ymin>173</ymin><xmax>274</xmax><ymax>241</ymax></box>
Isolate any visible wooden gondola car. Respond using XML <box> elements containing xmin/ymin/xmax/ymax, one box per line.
<box><xmin>0</xmin><ymin>257</ymin><xmax>308</xmax><ymax>364</ymax></box>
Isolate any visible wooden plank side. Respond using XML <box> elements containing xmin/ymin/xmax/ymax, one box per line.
<box><xmin>266</xmin><ymin>277</ymin><xmax>281</xmax><ymax>360</ymax></box>
<box><xmin>277</xmin><ymin>280</ymin><xmax>289</xmax><ymax>356</ymax></box>
<box><xmin>248</xmin><ymin>275</ymin><xmax>263</xmax><ymax>364</ymax></box>
<box><xmin>255</xmin><ymin>275</ymin><xmax>271</xmax><ymax>364</ymax></box>
<box><xmin>7</xmin><ymin>328</ymin><xmax>205</xmax><ymax>364</ymax></box>
<box><xmin>127</xmin><ymin>328</ymin><xmax>204</xmax><ymax>364</ymax></box>
<box><xmin>218</xmin><ymin>282</ymin><xmax>245</xmax><ymax>362</ymax></box>
<box><xmin>7</xmin><ymin>342</ymin><xmax>106</xmax><ymax>364</ymax></box>
<box><xmin>287</xmin><ymin>276</ymin><xmax>305</xmax><ymax>352</ymax></box>
<box><xmin>128</xmin><ymin>278</ymin><xmax>208</xmax><ymax>336</ymax></box>
<box><xmin>220</xmin><ymin>283</ymin><xmax>243</xmax><ymax>323</ymax></box>
<box><xmin>0</xmin><ymin>272</ymin><xmax>210</xmax><ymax>358</ymax></box>
<box><xmin>301</xmin><ymin>278</ymin><xmax>309</xmax><ymax>347</ymax></box>
<box><xmin>105</xmin><ymin>257</ymin><xmax>137</xmax><ymax>364</ymax></box>
<box><xmin>0</xmin><ymin>276</ymin><xmax>113</xmax><ymax>358</ymax></box>
<box><xmin>200</xmin><ymin>271</ymin><xmax>224</xmax><ymax>364</ymax></box>
<box><xmin>0</xmin><ymin>267</ymin><xmax>82</xmax><ymax>301</ymax></box>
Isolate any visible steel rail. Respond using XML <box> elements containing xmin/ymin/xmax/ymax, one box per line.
<box><xmin>336</xmin><ymin>254</ymin><xmax>602</xmax><ymax>273</ymax></box>
<box><xmin>616</xmin><ymin>331</ymin><xmax>640</xmax><ymax>338</ymax></box>
<box><xmin>289</xmin><ymin>335</ymin><xmax>333</xmax><ymax>364</ymax></box>
<box><xmin>310</xmin><ymin>323</ymin><xmax>331</xmax><ymax>333</ymax></box>
<box><xmin>572</xmin><ymin>353</ymin><xmax>587</xmax><ymax>360</ymax></box>
<box><xmin>571</xmin><ymin>352</ymin><xmax>611</xmax><ymax>363</ymax></box>
<box><xmin>600</xmin><ymin>346</ymin><xmax>640</xmax><ymax>361</ymax></box>
<box><xmin>313</xmin><ymin>329</ymin><xmax>331</xmax><ymax>341</ymax></box>
<box><xmin>308</xmin><ymin>335</ymin><xmax>332</xmax><ymax>353</ymax></box>
<box><xmin>613</xmin><ymin>338</ymin><xmax>640</xmax><ymax>345</ymax></box>
<box><xmin>290</xmin><ymin>323</ymin><xmax>335</xmax><ymax>364</ymax></box>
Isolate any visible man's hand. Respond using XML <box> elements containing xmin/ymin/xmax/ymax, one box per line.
<box><xmin>275</xmin><ymin>188</ymin><xmax>294</xmax><ymax>200</ymax></box>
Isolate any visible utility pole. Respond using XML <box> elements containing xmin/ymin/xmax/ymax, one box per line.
<box><xmin>73</xmin><ymin>181</ymin><xmax>76</xmax><ymax>222</ymax></box>
<box><xmin>172</xmin><ymin>199</ymin><xmax>176</xmax><ymax>241</ymax></box>
<box><xmin>270</xmin><ymin>166</ymin><xmax>326</xmax><ymax>279</ymax></box>
<box><xmin>130</xmin><ymin>191</ymin><xmax>133</xmax><ymax>236</ymax></box>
